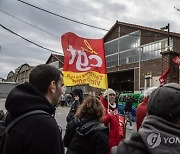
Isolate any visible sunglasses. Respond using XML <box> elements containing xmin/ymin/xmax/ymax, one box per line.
<box><xmin>109</xmin><ymin>94</ymin><xmax>115</xmax><ymax>96</ymax></box>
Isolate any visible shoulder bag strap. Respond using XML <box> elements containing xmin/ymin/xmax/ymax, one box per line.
<box><xmin>5</xmin><ymin>110</ymin><xmax>50</xmax><ymax>133</ymax></box>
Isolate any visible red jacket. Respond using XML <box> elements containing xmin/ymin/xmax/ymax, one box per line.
<box><xmin>101</xmin><ymin>97</ymin><xmax>123</xmax><ymax>151</ymax></box>
<box><xmin>136</xmin><ymin>97</ymin><xmax>148</xmax><ymax>131</ymax></box>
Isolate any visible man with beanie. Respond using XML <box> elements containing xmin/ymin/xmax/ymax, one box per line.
<box><xmin>112</xmin><ymin>83</ymin><xmax>180</xmax><ymax>154</ymax></box>
<box><xmin>66</xmin><ymin>89</ymin><xmax>83</xmax><ymax>123</ymax></box>
<box><xmin>101</xmin><ymin>88</ymin><xmax>124</xmax><ymax>153</ymax></box>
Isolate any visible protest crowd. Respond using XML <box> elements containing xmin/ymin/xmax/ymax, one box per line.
<box><xmin>1</xmin><ymin>29</ymin><xmax>180</xmax><ymax>154</ymax></box>
<box><xmin>1</xmin><ymin>64</ymin><xmax>180</xmax><ymax>154</ymax></box>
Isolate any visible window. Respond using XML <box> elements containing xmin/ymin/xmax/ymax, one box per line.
<box><xmin>105</xmin><ymin>32</ymin><xmax>172</xmax><ymax>67</ymax></box>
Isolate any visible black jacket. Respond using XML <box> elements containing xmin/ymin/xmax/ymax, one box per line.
<box><xmin>5</xmin><ymin>82</ymin><xmax>64</xmax><ymax>154</ymax></box>
<box><xmin>66</xmin><ymin>100</ymin><xmax>80</xmax><ymax>123</ymax></box>
<box><xmin>64</xmin><ymin>118</ymin><xmax>109</xmax><ymax>154</ymax></box>
<box><xmin>124</xmin><ymin>97</ymin><xmax>133</xmax><ymax>112</ymax></box>
<box><xmin>114</xmin><ymin>115</ymin><xmax>180</xmax><ymax>154</ymax></box>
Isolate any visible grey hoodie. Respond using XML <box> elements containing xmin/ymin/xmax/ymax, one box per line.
<box><xmin>115</xmin><ymin>115</ymin><xmax>180</xmax><ymax>154</ymax></box>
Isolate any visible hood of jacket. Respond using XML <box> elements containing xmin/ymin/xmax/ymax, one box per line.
<box><xmin>142</xmin><ymin>97</ymin><xmax>148</xmax><ymax>105</ymax></box>
<box><xmin>123</xmin><ymin>115</ymin><xmax>180</xmax><ymax>154</ymax></box>
<box><xmin>76</xmin><ymin>120</ymin><xmax>107</xmax><ymax>136</ymax></box>
<box><xmin>5</xmin><ymin>82</ymin><xmax>56</xmax><ymax>116</ymax></box>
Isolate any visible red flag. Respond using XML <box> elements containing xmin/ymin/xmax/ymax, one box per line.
<box><xmin>159</xmin><ymin>68</ymin><xmax>169</xmax><ymax>85</ymax></box>
<box><xmin>173</xmin><ymin>56</ymin><xmax>180</xmax><ymax>65</ymax></box>
<box><xmin>61</xmin><ymin>32</ymin><xmax>108</xmax><ymax>89</ymax></box>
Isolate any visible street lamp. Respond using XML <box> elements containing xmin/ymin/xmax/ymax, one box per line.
<box><xmin>160</xmin><ymin>23</ymin><xmax>170</xmax><ymax>48</ymax></box>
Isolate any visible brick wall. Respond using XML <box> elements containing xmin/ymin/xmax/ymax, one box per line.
<box><xmin>141</xmin><ymin>30</ymin><xmax>166</xmax><ymax>45</ymax></box>
<box><xmin>173</xmin><ymin>37</ymin><xmax>180</xmax><ymax>54</ymax></box>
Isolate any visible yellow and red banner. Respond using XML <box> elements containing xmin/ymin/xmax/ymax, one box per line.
<box><xmin>61</xmin><ymin>32</ymin><xmax>108</xmax><ymax>89</ymax></box>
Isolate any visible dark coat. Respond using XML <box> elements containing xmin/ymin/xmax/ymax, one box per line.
<box><xmin>64</xmin><ymin>118</ymin><xmax>109</xmax><ymax>154</ymax></box>
<box><xmin>5</xmin><ymin>83</ymin><xmax>64</xmax><ymax>154</ymax></box>
<box><xmin>66</xmin><ymin>100</ymin><xmax>80</xmax><ymax>123</ymax></box>
<box><xmin>124</xmin><ymin>97</ymin><xmax>133</xmax><ymax>112</ymax></box>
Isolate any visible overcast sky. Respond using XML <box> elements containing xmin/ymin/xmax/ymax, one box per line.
<box><xmin>0</xmin><ymin>0</ymin><xmax>180</xmax><ymax>78</ymax></box>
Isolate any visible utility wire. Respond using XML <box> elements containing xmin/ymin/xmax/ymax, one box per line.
<box><xmin>0</xmin><ymin>9</ymin><xmax>59</xmax><ymax>38</ymax></box>
<box><xmin>0</xmin><ymin>23</ymin><xmax>63</xmax><ymax>55</ymax></box>
<box><xmin>16</xmin><ymin>0</ymin><xmax>171</xmax><ymax>38</ymax></box>
<box><xmin>18</xmin><ymin>0</ymin><xmax>109</xmax><ymax>31</ymax></box>
<box><xmin>45</xmin><ymin>0</ymin><xmax>113</xmax><ymax>22</ymax></box>
<box><xmin>174</xmin><ymin>6</ymin><xmax>180</xmax><ymax>11</ymax></box>
<box><xmin>0</xmin><ymin>0</ymin><xmax>170</xmax><ymax>49</ymax></box>
<box><xmin>0</xmin><ymin>23</ymin><xmax>172</xmax><ymax>62</ymax></box>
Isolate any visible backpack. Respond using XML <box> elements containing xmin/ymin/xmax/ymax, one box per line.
<box><xmin>0</xmin><ymin>110</ymin><xmax>49</xmax><ymax>154</ymax></box>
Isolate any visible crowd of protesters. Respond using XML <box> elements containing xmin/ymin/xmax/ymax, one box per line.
<box><xmin>64</xmin><ymin>84</ymin><xmax>180</xmax><ymax>154</ymax></box>
<box><xmin>2</xmin><ymin>64</ymin><xmax>180</xmax><ymax>154</ymax></box>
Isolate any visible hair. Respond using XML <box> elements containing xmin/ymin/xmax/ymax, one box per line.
<box><xmin>75</xmin><ymin>96</ymin><xmax>104</xmax><ymax>122</ymax></box>
<box><xmin>29</xmin><ymin>64</ymin><xmax>63</xmax><ymax>94</ymax></box>
<box><xmin>72</xmin><ymin>89</ymin><xmax>83</xmax><ymax>103</ymax></box>
<box><xmin>99</xmin><ymin>92</ymin><xmax>103</xmax><ymax>96</ymax></box>
<box><xmin>0</xmin><ymin>110</ymin><xmax>4</xmax><ymax>120</ymax></box>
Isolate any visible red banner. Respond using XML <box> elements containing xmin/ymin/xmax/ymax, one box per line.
<box><xmin>159</xmin><ymin>68</ymin><xmax>169</xmax><ymax>85</ymax></box>
<box><xmin>61</xmin><ymin>32</ymin><xmax>108</xmax><ymax>89</ymax></box>
<box><xmin>173</xmin><ymin>56</ymin><xmax>180</xmax><ymax>65</ymax></box>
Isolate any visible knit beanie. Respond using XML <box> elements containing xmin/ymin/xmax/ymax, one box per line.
<box><xmin>147</xmin><ymin>83</ymin><xmax>180</xmax><ymax>122</ymax></box>
<box><xmin>104</xmin><ymin>88</ymin><xmax>116</xmax><ymax>96</ymax></box>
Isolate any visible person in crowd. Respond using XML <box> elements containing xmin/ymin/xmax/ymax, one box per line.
<box><xmin>136</xmin><ymin>87</ymin><xmax>157</xmax><ymax>131</ymax></box>
<box><xmin>4</xmin><ymin>64</ymin><xmax>64</xmax><ymax>154</ymax></box>
<box><xmin>101</xmin><ymin>88</ymin><xmax>124</xmax><ymax>153</ymax></box>
<box><xmin>124</xmin><ymin>94</ymin><xmax>133</xmax><ymax>130</ymax></box>
<box><xmin>66</xmin><ymin>89</ymin><xmax>83</xmax><ymax>123</ymax></box>
<box><xmin>113</xmin><ymin>83</ymin><xmax>180</xmax><ymax>154</ymax></box>
<box><xmin>0</xmin><ymin>110</ymin><xmax>4</xmax><ymax>120</ymax></box>
<box><xmin>97</xmin><ymin>91</ymin><xmax>104</xmax><ymax>100</ymax></box>
<box><xmin>115</xmin><ymin>91</ymin><xmax>119</xmax><ymax>107</ymax></box>
<box><xmin>66</xmin><ymin>93</ymin><xmax>74</xmax><ymax>106</ymax></box>
<box><xmin>60</xmin><ymin>94</ymin><xmax>66</xmax><ymax>106</ymax></box>
<box><xmin>63</xmin><ymin>96</ymin><xmax>109</xmax><ymax>154</ymax></box>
